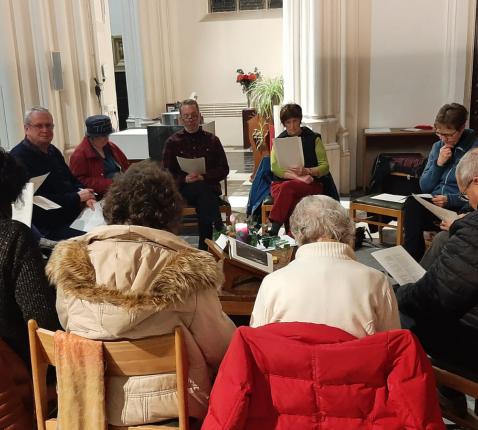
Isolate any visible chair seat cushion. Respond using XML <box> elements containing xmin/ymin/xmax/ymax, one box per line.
<box><xmin>352</xmin><ymin>194</ymin><xmax>405</xmax><ymax>211</ymax></box>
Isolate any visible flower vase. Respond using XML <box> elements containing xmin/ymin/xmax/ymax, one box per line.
<box><xmin>246</xmin><ymin>92</ymin><xmax>251</xmax><ymax>108</ymax></box>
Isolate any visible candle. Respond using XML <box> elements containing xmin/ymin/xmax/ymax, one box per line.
<box><xmin>235</xmin><ymin>222</ymin><xmax>249</xmax><ymax>242</ymax></box>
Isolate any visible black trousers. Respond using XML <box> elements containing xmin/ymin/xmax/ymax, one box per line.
<box><xmin>401</xmin><ymin>312</ymin><xmax>478</xmax><ymax>381</ymax></box>
<box><xmin>180</xmin><ymin>181</ymin><xmax>221</xmax><ymax>250</ymax></box>
<box><xmin>403</xmin><ymin>197</ymin><xmax>440</xmax><ymax>261</ymax></box>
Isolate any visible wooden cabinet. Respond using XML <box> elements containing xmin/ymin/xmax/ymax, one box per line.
<box><xmin>362</xmin><ymin>128</ymin><xmax>437</xmax><ymax>188</ymax></box>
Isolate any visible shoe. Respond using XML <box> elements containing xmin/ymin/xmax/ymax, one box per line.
<box><xmin>268</xmin><ymin>222</ymin><xmax>281</xmax><ymax>237</ymax></box>
<box><xmin>437</xmin><ymin>386</ymin><xmax>468</xmax><ymax>419</ymax></box>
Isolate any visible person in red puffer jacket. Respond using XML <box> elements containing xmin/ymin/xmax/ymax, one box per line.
<box><xmin>202</xmin><ymin>323</ymin><xmax>445</xmax><ymax>430</ymax></box>
<box><xmin>70</xmin><ymin>115</ymin><xmax>129</xmax><ymax>197</ymax></box>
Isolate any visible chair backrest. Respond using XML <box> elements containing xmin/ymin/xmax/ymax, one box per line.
<box><xmin>28</xmin><ymin>320</ymin><xmax>189</xmax><ymax>430</ymax></box>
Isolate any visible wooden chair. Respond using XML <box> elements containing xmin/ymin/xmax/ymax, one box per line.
<box><xmin>28</xmin><ymin>320</ymin><xmax>190</xmax><ymax>430</ymax></box>
<box><xmin>433</xmin><ymin>365</ymin><xmax>478</xmax><ymax>429</ymax></box>
<box><xmin>181</xmin><ymin>178</ymin><xmax>231</xmax><ymax>226</ymax></box>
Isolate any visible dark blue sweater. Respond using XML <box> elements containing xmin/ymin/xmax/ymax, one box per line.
<box><xmin>10</xmin><ymin>139</ymin><xmax>83</xmax><ymax>236</ymax></box>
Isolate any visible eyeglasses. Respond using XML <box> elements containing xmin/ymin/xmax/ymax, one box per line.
<box><xmin>435</xmin><ymin>129</ymin><xmax>458</xmax><ymax>139</ymax></box>
<box><xmin>459</xmin><ymin>178</ymin><xmax>476</xmax><ymax>201</ymax></box>
<box><xmin>181</xmin><ymin>114</ymin><xmax>199</xmax><ymax>120</ymax></box>
<box><xmin>28</xmin><ymin>123</ymin><xmax>55</xmax><ymax>130</ymax></box>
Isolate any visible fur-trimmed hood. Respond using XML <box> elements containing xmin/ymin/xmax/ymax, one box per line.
<box><xmin>47</xmin><ymin>224</ymin><xmax>223</xmax><ymax>311</ymax></box>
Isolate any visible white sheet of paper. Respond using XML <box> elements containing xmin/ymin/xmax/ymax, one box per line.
<box><xmin>272</xmin><ymin>136</ymin><xmax>304</xmax><ymax>169</ymax></box>
<box><xmin>12</xmin><ymin>182</ymin><xmax>34</xmax><ymax>227</ymax></box>
<box><xmin>415</xmin><ymin>193</ymin><xmax>433</xmax><ymax>199</ymax></box>
<box><xmin>372</xmin><ymin>246</ymin><xmax>426</xmax><ymax>286</ymax></box>
<box><xmin>70</xmin><ymin>201</ymin><xmax>106</xmax><ymax>232</ymax></box>
<box><xmin>371</xmin><ymin>193</ymin><xmax>407</xmax><ymax>203</ymax></box>
<box><xmin>401</xmin><ymin>128</ymin><xmax>421</xmax><ymax>132</ymax></box>
<box><xmin>30</xmin><ymin>173</ymin><xmax>50</xmax><ymax>193</ymax></box>
<box><xmin>215</xmin><ymin>233</ymin><xmax>229</xmax><ymax>251</ymax></box>
<box><xmin>176</xmin><ymin>156</ymin><xmax>206</xmax><ymax>175</ymax></box>
<box><xmin>33</xmin><ymin>195</ymin><xmax>61</xmax><ymax>210</ymax></box>
<box><xmin>412</xmin><ymin>194</ymin><xmax>458</xmax><ymax>223</ymax></box>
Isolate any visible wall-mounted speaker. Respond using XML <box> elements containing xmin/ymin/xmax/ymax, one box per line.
<box><xmin>51</xmin><ymin>51</ymin><xmax>63</xmax><ymax>91</ymax></box>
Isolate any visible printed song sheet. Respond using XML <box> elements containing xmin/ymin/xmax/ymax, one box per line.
<box><xmin>372</xmin><ymin>246</ymin><xmax>426</xmax><ymax>286</ymax></box>
<box><xmin>31</xmin><ymin>172</ymin><xmax>49</xmax><ymax>193</ymax></box>
<box><xmin>12</xmin><ymin>182</ymin><xmax>34</xmax><ymax>227</ymax></box>
<box><xmin>176</xmin><ymin>156</ymin><xmax>206</xmax><ymax>175</ymax></box>
<box><xmin>370</xmin><ymin>194</ymin><xmax>407</xmax><ymax>203</ymax></box>
<box><xmin>70</xmin><ymin>201</ymin><xmax>106</xmax><ymax>232</ymax></box>
<box><xmin>272</xmin><ymin>136</ymin><xmax>304</xmax><ymax>169</ymax></box>
<box><xmin>412</xmin><ymin>194</ymin><xmax>458</xmax><ymax>223</ymax></box>
<box><xmin>33</xmin><ymin>195</ymin><xmax>61</xmax><ymax>210</ymax></box>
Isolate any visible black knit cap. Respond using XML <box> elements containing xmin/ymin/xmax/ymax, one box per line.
<box><xmin>85</xmin><ymin>115</ymin><xmax>113</xmax><ymax>137</ymax></box>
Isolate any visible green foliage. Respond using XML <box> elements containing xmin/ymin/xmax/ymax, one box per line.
<box><xmin>247</xmin><ymin>76</ymin><xmax>284</xmax><ymax>150</ymax></box>
<box><xmin>248</xmin><ymin>76</ymin><xmax>284</xmax><ymax>120</ymax></box>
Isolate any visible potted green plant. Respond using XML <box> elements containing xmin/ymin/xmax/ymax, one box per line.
<box><xmin>248</xmin><ymin>76</ymin><xmax>284</xmax><ymax>151</ymax></box>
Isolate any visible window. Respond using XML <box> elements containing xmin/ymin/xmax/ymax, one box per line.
<box><xmin>209</xmin><ymin>0</ymin><xmax>282</xmax><ymax>13</ymax></box>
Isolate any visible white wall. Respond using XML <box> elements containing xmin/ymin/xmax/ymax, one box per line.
<box><xmin>367</xmin><ymin>0</ymin><xmax>471</xmax><ymax>128</ymax></box>
<box><xmin>168</xmin><ymin>2</ymin><xmax>282</xmax><ymax>104</ymax></box>
<box><xmin>109</xmin><ymin>0</ymin><xmax>124</xmax><ymax>36</ymax></box>
<box><xmin>168</xmin><ymin>1</ymin><xmax>283</xmax><ymax>146</ymax></box>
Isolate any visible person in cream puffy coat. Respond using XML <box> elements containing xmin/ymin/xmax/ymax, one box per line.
<box><xmin>47</xmin><ymin>162</ymin><xmax>236</xmax><ymax>427</ymax></box>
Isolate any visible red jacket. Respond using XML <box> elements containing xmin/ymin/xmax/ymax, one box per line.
<box><xmin>202</xmin><ymin>323</ymin><xmax>444</xmax><ymax>430</ymax></box>
<box><xmin>69</xmin><ymin>137</ymin><xmax>129</xmax><ymax>195</ymax></box>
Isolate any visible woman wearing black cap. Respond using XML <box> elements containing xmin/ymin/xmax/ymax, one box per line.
<box><xmin>70</xmin><ymin>115</ymin><xmax>129</xmax><ymax>196</ymax></box>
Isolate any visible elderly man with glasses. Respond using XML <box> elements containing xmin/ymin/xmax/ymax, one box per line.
<box><xmin>10</xmin><ymin>106</ymin><xmax>95</xmax><ymax>240</ymax></box>
<box><xmin>403</xmin><ymin>103</ymin><xmax>478</xmax><ymax>261</ymax></box>
<box><xmin>397</xmin><ymin>149</ymin><xmax>478</xmax><ymax>416</ymax></box>
<box><xmin>163</xmin><ymin>99</ymin><xmax>229</xmax><ymax>250</ymax></box>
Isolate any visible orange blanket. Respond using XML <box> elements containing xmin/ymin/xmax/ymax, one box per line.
<box><xmin>54</xmin><ymin>331</ymin><xmax>106</xmax><ymax>430</ymax></box>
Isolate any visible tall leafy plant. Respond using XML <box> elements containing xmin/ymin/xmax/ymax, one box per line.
<box><xmin>248</xmin><ymin>76</ymin><xmax>284</xmax><ymax>150</ymax></box>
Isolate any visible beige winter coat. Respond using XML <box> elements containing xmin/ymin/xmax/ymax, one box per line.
<box><xmin>47</xmin><ymin>225</ymin><xmax>236</xmax><ymax>426</ymax></box>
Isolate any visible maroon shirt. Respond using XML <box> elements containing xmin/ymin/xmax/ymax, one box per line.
<box><xmin>163</xmin><ymin>127</ymin><xmax>229</xmax><ymax>194</ymax></box>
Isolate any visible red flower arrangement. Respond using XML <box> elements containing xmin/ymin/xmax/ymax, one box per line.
<box><xmin>236</xmin><ymin>67</ymin><xmax>260</xmax><ymax>93</ymax></box>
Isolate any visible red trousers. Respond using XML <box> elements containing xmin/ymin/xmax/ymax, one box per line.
<box><xmin>269</xmin><ymin>179</ymin><xmax>324</xmax><ymax>225</ymax></box>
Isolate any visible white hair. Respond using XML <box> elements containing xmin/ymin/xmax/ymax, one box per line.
<box><xmin>456</xmin><ymin>148</ymin><xmax>478</xmax><ymax>187</ymax></box>
<box><xmin>24</xmin><ymin>106</ymin><xmax>50</xmax><ymax>125</ymax></box>
<box><xmin>290</xmin><ymin>195</ymin><xmax>354</xmax><ymax>247</ymax></box>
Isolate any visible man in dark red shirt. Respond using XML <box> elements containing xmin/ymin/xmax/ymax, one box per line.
<box><xmin>163</xmin><ymin>99</ymin><xmax>229</xmax><ymax>249</ymax></box>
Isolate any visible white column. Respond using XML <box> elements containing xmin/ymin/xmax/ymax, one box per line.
<box><xmin>283</xmin><ymin>0</ymin><xmax>348</xmax><ymax>193</ymax></box>
<box><xmin>120</xmin><ymin>0</ymin><xmax>176</xmax><ymax>128</ymax></box>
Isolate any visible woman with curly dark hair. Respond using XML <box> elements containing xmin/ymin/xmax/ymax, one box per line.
<box><xmin>47</xmin><ymin>160</ymin><xmax>235</xmax><ymax>427</ymax></box>
<box><xmin>0</xmin><ymin>148</ymin><xmax>60</xmax><ymax>427</ymax></box>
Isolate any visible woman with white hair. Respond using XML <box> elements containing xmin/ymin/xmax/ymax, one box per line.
<box><xmin>250</xmin><ymin>195</ymin><xmax>400</xmax><ymax>338</ymax></box>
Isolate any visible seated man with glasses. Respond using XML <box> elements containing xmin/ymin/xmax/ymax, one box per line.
<box><xmin>397</xmin><ymin>149</ymin><xmax>478</xmax><ymax>416</ymax></box>
<box><xmin>163</xmin><ymin>99</ymin><xmax>229</xmax><ymax>250</ymax></box>
<box><xmin>403</xmin><ymin>102</ymin><xmax>478</xmax><ymax>261</ymax></box>
<box><xmin>10</xmin><ymin>106</ymin><xmax>96</xmax><ymax>240</ymax></box>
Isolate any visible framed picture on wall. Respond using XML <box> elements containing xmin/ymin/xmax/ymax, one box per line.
<box><xmin>112</xmin><ymin>36</ymin><xmax>125</xmax><ymax>72</ymax></box>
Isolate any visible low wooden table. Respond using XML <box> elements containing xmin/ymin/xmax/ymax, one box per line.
<box><xmin>350</xmin><ymin>194</ymin><xmax>405</xmax><ymax>245</ymax></box>
<box><xmin>218</xmin><ymin>280</ymin><xmax>260</xmax><ymax>316</ymax></box>
<box><xmin>206</xmin><ymin>239</ymin><xmax>295</xmax><ymax>316</ymax></box>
